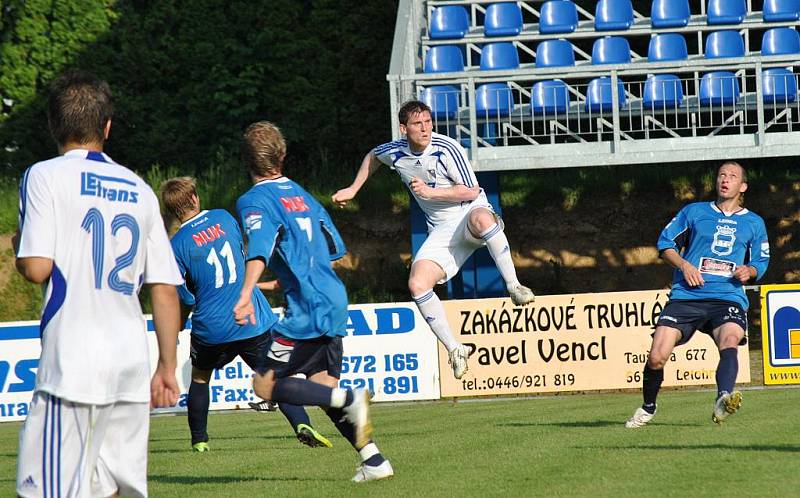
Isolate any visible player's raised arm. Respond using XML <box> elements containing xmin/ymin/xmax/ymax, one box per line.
<box><xmin>332</xmin><ymin>150</ymin><xmax>382</xmax><ymax>208</ymax></box>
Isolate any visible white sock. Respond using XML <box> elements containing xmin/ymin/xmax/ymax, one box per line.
<box><xmin>359</xmin><ymin>443</ymin><xmax>380</xmax><ymax>462</ymax></box>
<box><xmin>413</xmin><ymin>290</ymin><xmax>459</xmax><ymax>352</ymax></box>
<box><xmin>480</xmin><ymin>223</ymin><xmax>520</xmax><ymax>290</ymax></box>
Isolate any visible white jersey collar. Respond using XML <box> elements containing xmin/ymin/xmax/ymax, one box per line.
<box><xmin>63</xmin><ymin>149</ymin><xmax>114</xmax><ymax>163</ymax></box>
<box><xmin>255</xmin><ymin>176</ymin><xmax>290</xmax><ymax>186</ymax></box>
<box><xmin>709</xmin><ymin>201</ymin><xmax>749</xmax><ymax>216</ymax></box>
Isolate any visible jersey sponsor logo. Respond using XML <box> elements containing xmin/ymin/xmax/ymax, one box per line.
<box><xmin>190</xmin><ymin>216</ymin><xmax>209</xmax><ymax>228</ymax></box>
<box><xmin>711</xmin><ymin>225</ymin><xmax>736</xmax><ymax>256</ymax></box>
<box><xmin>699</xmin><ymin>257</ymin><xmax>736</xmax><ymax>277</ymax></box>
<box><xmin>717</xmin><ymin>218</ymin><xmax>737</xmax><ymax>224</ymax></box>
<box><xmin>80</xmin><ymin>172</ymin><xmax>139</xmax><ymax>203</ymax></box>
<box><xmin>191</xmin><ymin>223</ymin><xmax>226</xmax><ymax>247</ymax></box>
<box><xmin>244</xmin><ymin>212</ymin><xmax>262</xmax><ymax>233</ymax></box>
<box><xmin>279</xmin><ymin>196</ymin><xmax>310</xmax><ymax>213</ymax></box>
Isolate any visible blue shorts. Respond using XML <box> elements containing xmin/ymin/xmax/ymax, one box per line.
<box><xmin>273</xmin><ymin>336</ymin><xmax>343</xmax><ymax>379</ymax></box>
<box><xmin>656</xmin><ymin>299</ymin><xmax>748</xmax><ymax>346</ymax></box>
<box><xmin>190</xmin><ymin>331</ymin><xmax>271</xmax><ymax>372</ymax></box>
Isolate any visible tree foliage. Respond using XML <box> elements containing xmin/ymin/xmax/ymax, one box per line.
<box><xmin>0</xmin><ymin>0</ymin><xmax>397</xmax><ymax>179</ymax></box>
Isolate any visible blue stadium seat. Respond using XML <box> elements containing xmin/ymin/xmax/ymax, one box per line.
<box><xmin>699</xmin><ymin>71</ymin><xmax>740</xmax><ymax>105</ymax></box>
<box><xmin>648</xmin><ymin>33</ymin><xmax>688</xmax><ymax>62</ymax></box>
<box><xmin>707</xmin><ymin>0</ymin><xmax>747</xmax><ymax>25</ymax></box>
<box><xmin>592</xmin><ymin>37</ymin><xmax>631</xmax><ymax>65</ymax></box>
<box><xmin>531</xmin><ymin>80</ymin><xmax>571</xmax><ymax>115</ymax></box>
<box><xmin>643</xmin><ymin>74</ymin><xmax>684</xmax><ymax>109</ymax></box>
<box><xmin>651</xmin><ymin>0</ymin><xmax>691</xmax><ymax>28</ymax></box>
<box><xmin>429</xmin><ymin>5</ymin><xmax>470</xmax><ymax>39</ymax></box>
<box><xmin>762</xmin><ymin>28</ymin><xmax>800</xmax><ymax>55</ymax></box>
<box><xmin>535</xmin><ymin>39</ymin><xmax>575</xmax><ymax>68</ymax></box>
<box><xmin>763</xmin><ymin>0</ymin><xmax>800</xmax><ymax>22</ymax></box>
<box><xmin>421</xmin><ymin>86</ymin><xmax>460</xmax><ymax>119</ymax></box>
<box><xmin>762</xmin><ymin>68</ymin><xmax>798</xmax><ymax>103</ymax></box>
<box><xmin>705</xmin><ymin>30</ymin><xmax>745</xmax><ymax>58</ymax></box>
<box><xmin>485</xmin><ymin>2</ymin><xmax>523</xmax><ymax>37</ymax></box>
<box><xmin>476</xmin><ymin>83</ymin><xmax>514</xmax><ymax>117</ymax></box>
<box><xmin>595</xmin><ymin>0</ymin><xmax>634</xmax><ymax>31</ymax></box>
<box><xmin>539</xmin><ymin>0</ymin><xmax>579</xmax><ymax>34</ymax></box>
<box><xmin>423</xmin><ymin>45</ymin><xmax>465</xmax><ymax>73</ymax></box>
<box><xmin>480</xmin><ymin>42</ymin><xmax>520</xmax><ymax>71</ymax></box>
<box><xmin>585</xmin><ymin>77</ymin><xmax>626</xmax><ymax>112</ymax></box>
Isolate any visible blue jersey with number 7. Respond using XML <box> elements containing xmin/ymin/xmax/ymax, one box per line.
<box><xmin>236</xmin><ymin>177</ymin><xmax>348</xmax><ymax>341</ymax></box>
<box><xmin>171</xmin><ymin>208</ymin><xmax>277</xmax><ymax>344</ymax></box>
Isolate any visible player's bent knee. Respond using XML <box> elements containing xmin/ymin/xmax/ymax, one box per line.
<box><xmin>253</xmin><ymin>370</ymin><xmax>276</xmax><ymax>400</ymax></box>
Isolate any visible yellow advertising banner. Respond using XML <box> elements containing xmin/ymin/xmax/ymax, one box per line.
<box><xmin>760</xmin><ymin>284</ymin><xmax>800</xmax><ymax>385</ymax></box>
<box><xmin>439</xmin><ymin>290</ymin><xmax>750</xmax><ymax>397</ymax></box>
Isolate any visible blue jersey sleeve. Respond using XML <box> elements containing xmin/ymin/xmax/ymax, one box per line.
<box><xmin>237</xmin><ymin>198</ymin><xmax>281</xmax><ymax>262</ymax></box>
<box><xmin>308</xmin><ymin>197</ymin><xmax>347</xmax><ymax>261</ymax></box>
<box><xmin>170</xmin><ymin>239</ymin><xmax>195</xmax><ymax>306</ymax></box>
<box><xmin>747</xmin><ymin>216</ymin><xmax>770</xmax><ymax>280</ymax></box>
<box><xmin>657</xmin><ymin>205</ymin><xmax>691</xmax><ymax>253</ymax></box>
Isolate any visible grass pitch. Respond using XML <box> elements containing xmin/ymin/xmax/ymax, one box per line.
<box><xmin>1</xmin><ymin>388</ymin><xmax>798</xmax><ymax>497</ymax></box>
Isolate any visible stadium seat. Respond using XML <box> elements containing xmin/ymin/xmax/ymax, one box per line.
<box><xmin>585</xmin><ymin>77</ymin><xmax>626</xmax><ymax>112</ymax></box>
<box><xmin>476</xmin><ymin>83</ymin><xmax>514</xmax><ymax>117</ymax></box>
<box><xmin>643</xmin><ymin>74</ymin><xmax>684</xmax><ymax>109</ymax></box>
<box><xmin>539</xmin><ymin>0</ymin><xmax>579</xmax><ymax>34</ymax></box>
<box><xmin>763</xmin><ymin>0</ymin><xmax>800</xmax><ymax>22</ymax></box>
<box><xmin>480</xmin><ymin>42</ymin><xmax>520</xmax><ymax>71</ymax></box>
<box><xmin>423</xmin><ymin>45</ymin><xmax>465</xmax><ymax>73</ymax></box>
<box><xmin>591</xmin><ymin>37</ymin><xmax>631</xmax><ymax>65</ymax></box>
<box><xmin>531</xmin><ymin>80</ymin><xmax>571</xmax><ymax>115</ymax></box>
<box><xmin>648</xmin><ymin>33</ymin><xmax>688</xmax><ymax>62</ymax></box>
<box><xmin>706</xmin><ymin>0</ymin><xmax>747</xmax><ymax>25</ymax></box>
<box><xmin>595</xmin><ymin>0</ymin><xmax>634</xmax><ymax>31</ymax></box>
<box><xmin>762</xmin><ymin>27</ymin><xmax>800</xmax><ymax>55</ymax></box>
<box><xmin>484</xmin><ymin>2</ymin><xmax>523</xmax><ymax>37</ymax></box>
<box><xmin>699</xmin><ymin>71</ymin><xmax>740</xmax><ymax>105</ymax></box>
<box><xmin>421</xmin><ymin>86</ymin><xmax>460</xmax><ymax>119</ymax></box>
<box><xmin>705</xmin><ymin>30</ymin><xmax>745</xmax><ymax>58</ymax></box>
<box><xmin>535</xmin><ymin>39</ymin><xmax>575</xmax><ymax>68</ymax></box>
<box><xmin>429</xmin><ymin>5</ymin><xmax>470</xmax><ymax>39</ymax></box>
<box><xmin>651</xmin><ymin>0</ymin><xmax>691</xmax><ymax>28</ymax></box>
<box><xmin>762</xmin><ymin>68</ymin><xmax>798</xmax><ymax>103</ymax></box>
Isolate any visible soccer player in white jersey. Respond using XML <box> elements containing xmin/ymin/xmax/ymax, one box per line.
<box><xmin>15</xmin><ymin>70</ymin><xmax>183</xmax><ymax>497</ymax></box>
<box><xmin>332</xmin><ymin>100</ymin><xmax>535</xmax><ymax>379</ymax></box>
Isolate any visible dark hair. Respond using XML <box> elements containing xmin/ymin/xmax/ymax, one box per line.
<box><xmin>47</xmin><ymin>70</ymin><xmax>113</xmax><ymax>146</ymax></box>
<box><xmin>398</xmin><ymin>100</ymin><xmax>432</xmax><ymax>125</ymax></box>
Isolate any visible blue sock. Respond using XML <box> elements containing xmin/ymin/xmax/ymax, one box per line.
<box><xmin>642</xmin><ymin>364</ymin><xmax>663</xmax><ymax>414</ymax></box>
<box><xmin>188</xmin><ymin>381</ymin><xmax>210</xmax><ymax>445</ymax></box>
<box><xmin>324</xmin><ymin>407</ymin><xmax>385</xmax><ymax>466</ymax></box>
<box><xmin>271</xmin><ymin>377</ymin><xmax>333</xmax><ymax>407</ymax></box>
<box><xmin>279</xmin><ymin>403</ymin><xmax>310</xmax><ymax>432</ymax></box>
<box><xmin>716</xmin><ymin>348</ymin><xmax>739</xmax><ymax>397</ymax></box>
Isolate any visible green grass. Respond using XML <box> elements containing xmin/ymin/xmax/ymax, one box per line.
<box><xmin>2</xmin><ymin>388</ymin><xmax>798</xmax><ymax>497</ymax></box>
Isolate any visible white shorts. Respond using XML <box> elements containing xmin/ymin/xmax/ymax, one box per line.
<box><xmin>414</xmin><ymin>192</ymin><xmax>502</xmax><ymax>283</ymax></box>
<box><xmin>17</xmin><ymin>391</ymin><xmax>150</xmax><ymax>498</ymax></box>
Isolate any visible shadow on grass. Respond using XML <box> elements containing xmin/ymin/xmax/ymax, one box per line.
<box><xmin>150</xmin><ymin>434</ymin><xmax>292</xmax><ymax>443</ymax></box>
<box><xmin>149</xmin><ymin>474</ymin><xmax>338</xmax><ymax>485</ymax></box>
<box><xmin>591</xmin><ymin>443</ymin><xmax>800</xmax><ymax>453</ymax></box>
<box><xmin>497</xmin><ymin>420</ymin><xmax>705</xmax><ymax>428</ymax></box>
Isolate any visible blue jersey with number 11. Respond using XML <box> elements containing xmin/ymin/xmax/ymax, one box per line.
<box><xmin>657</xmin><ymin>202</ymin><xmax>769</xmax><ymax>310</ymax></box>
<box><xmin>171</xmin><ymin>209</ymin><xmax>277</xmax><ymax>344</ymax></box>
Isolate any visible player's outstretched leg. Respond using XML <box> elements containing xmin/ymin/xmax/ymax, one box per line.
<box><xmin>271</xmin><ymin>402</ymin><xmax>332</xmax><ymax>447</ymax></box>
<box><xmin>412</xmin><ymin>290</ymin><xmax>469</xmax><ymax>379</ymax></box>
<box><xmin>188</xmin><ymin>381</ymin><xmax>211</xmax><ymax>451</ymax></box>
<box><xmin>470</xmin><ymin>210</ymin><xmax>534</xmax><ymax>306</ymax></box>
<box><xmin>625</xmin><ymin>364</ymin><xmax>662</xmax><ymax>428</ymax></box>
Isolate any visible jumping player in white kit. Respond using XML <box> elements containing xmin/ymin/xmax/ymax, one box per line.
<box><xmin>15</xmin><ymin>70</ymin><xmax>183</xmax><ymax>497</ymax></box>
<box><xmin>333</xmin><ymin>100</ymin><xmax>535</xmax><ymax>380</ymax></box>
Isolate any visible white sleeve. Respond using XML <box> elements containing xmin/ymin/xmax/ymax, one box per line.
<box><xmin>142</xmin><ymin>190</ymin><xmax>183</xmax><ymax>285</ymax></box>
<box><xmin>17</xmin><ymin>165</ymin><xmax>56</xmax><ymax>259</ymax></box>
<box><xmin>442</xmin><ymin>139</ymin><xmax>478</xmax><ymax>188</ymax></box>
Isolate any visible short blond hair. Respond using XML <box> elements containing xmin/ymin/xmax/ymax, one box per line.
<box><xmin>240</xmin><ymin>121</ymin><xmax>286</xmax><ymax>178</ymax></box>
<box><xmin>160</xmin><ymin>176</ymin><xmax>197</xmax><ymax>220</ymax></box>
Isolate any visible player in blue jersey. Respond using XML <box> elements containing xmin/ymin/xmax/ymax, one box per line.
<box><xmin>233</xmin><ymin>121</ymin><xmax>393</xmax><ymax>482</ymax></box>
<box><xmin>333</xmin><ymin>100</ymin><xmax>535</xmax><ymax>380</ymax></box>
<box><xmin>15</xmin><ymin>70</ymin><xmax>183</xmax><ymax>497</ymax></box>
<box><xmin>626</xmin><ymin>161</ymin><xmax>770</xmax><ymax>428</ymax></box>
<box><xmin>161</xmin><ymin>177</ymin><xmax>333</xmax><ymax>450</ymax></box>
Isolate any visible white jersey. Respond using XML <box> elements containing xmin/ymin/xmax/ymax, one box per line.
<box><xmin>374</xmin><ymin>132</ymin><xmax>479</xmax><ymax>229</ymax></box>
<box><xmin>17</xmin><ymin>149</ymin><xmax>183</xmax><ymax>405</ymax></box>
